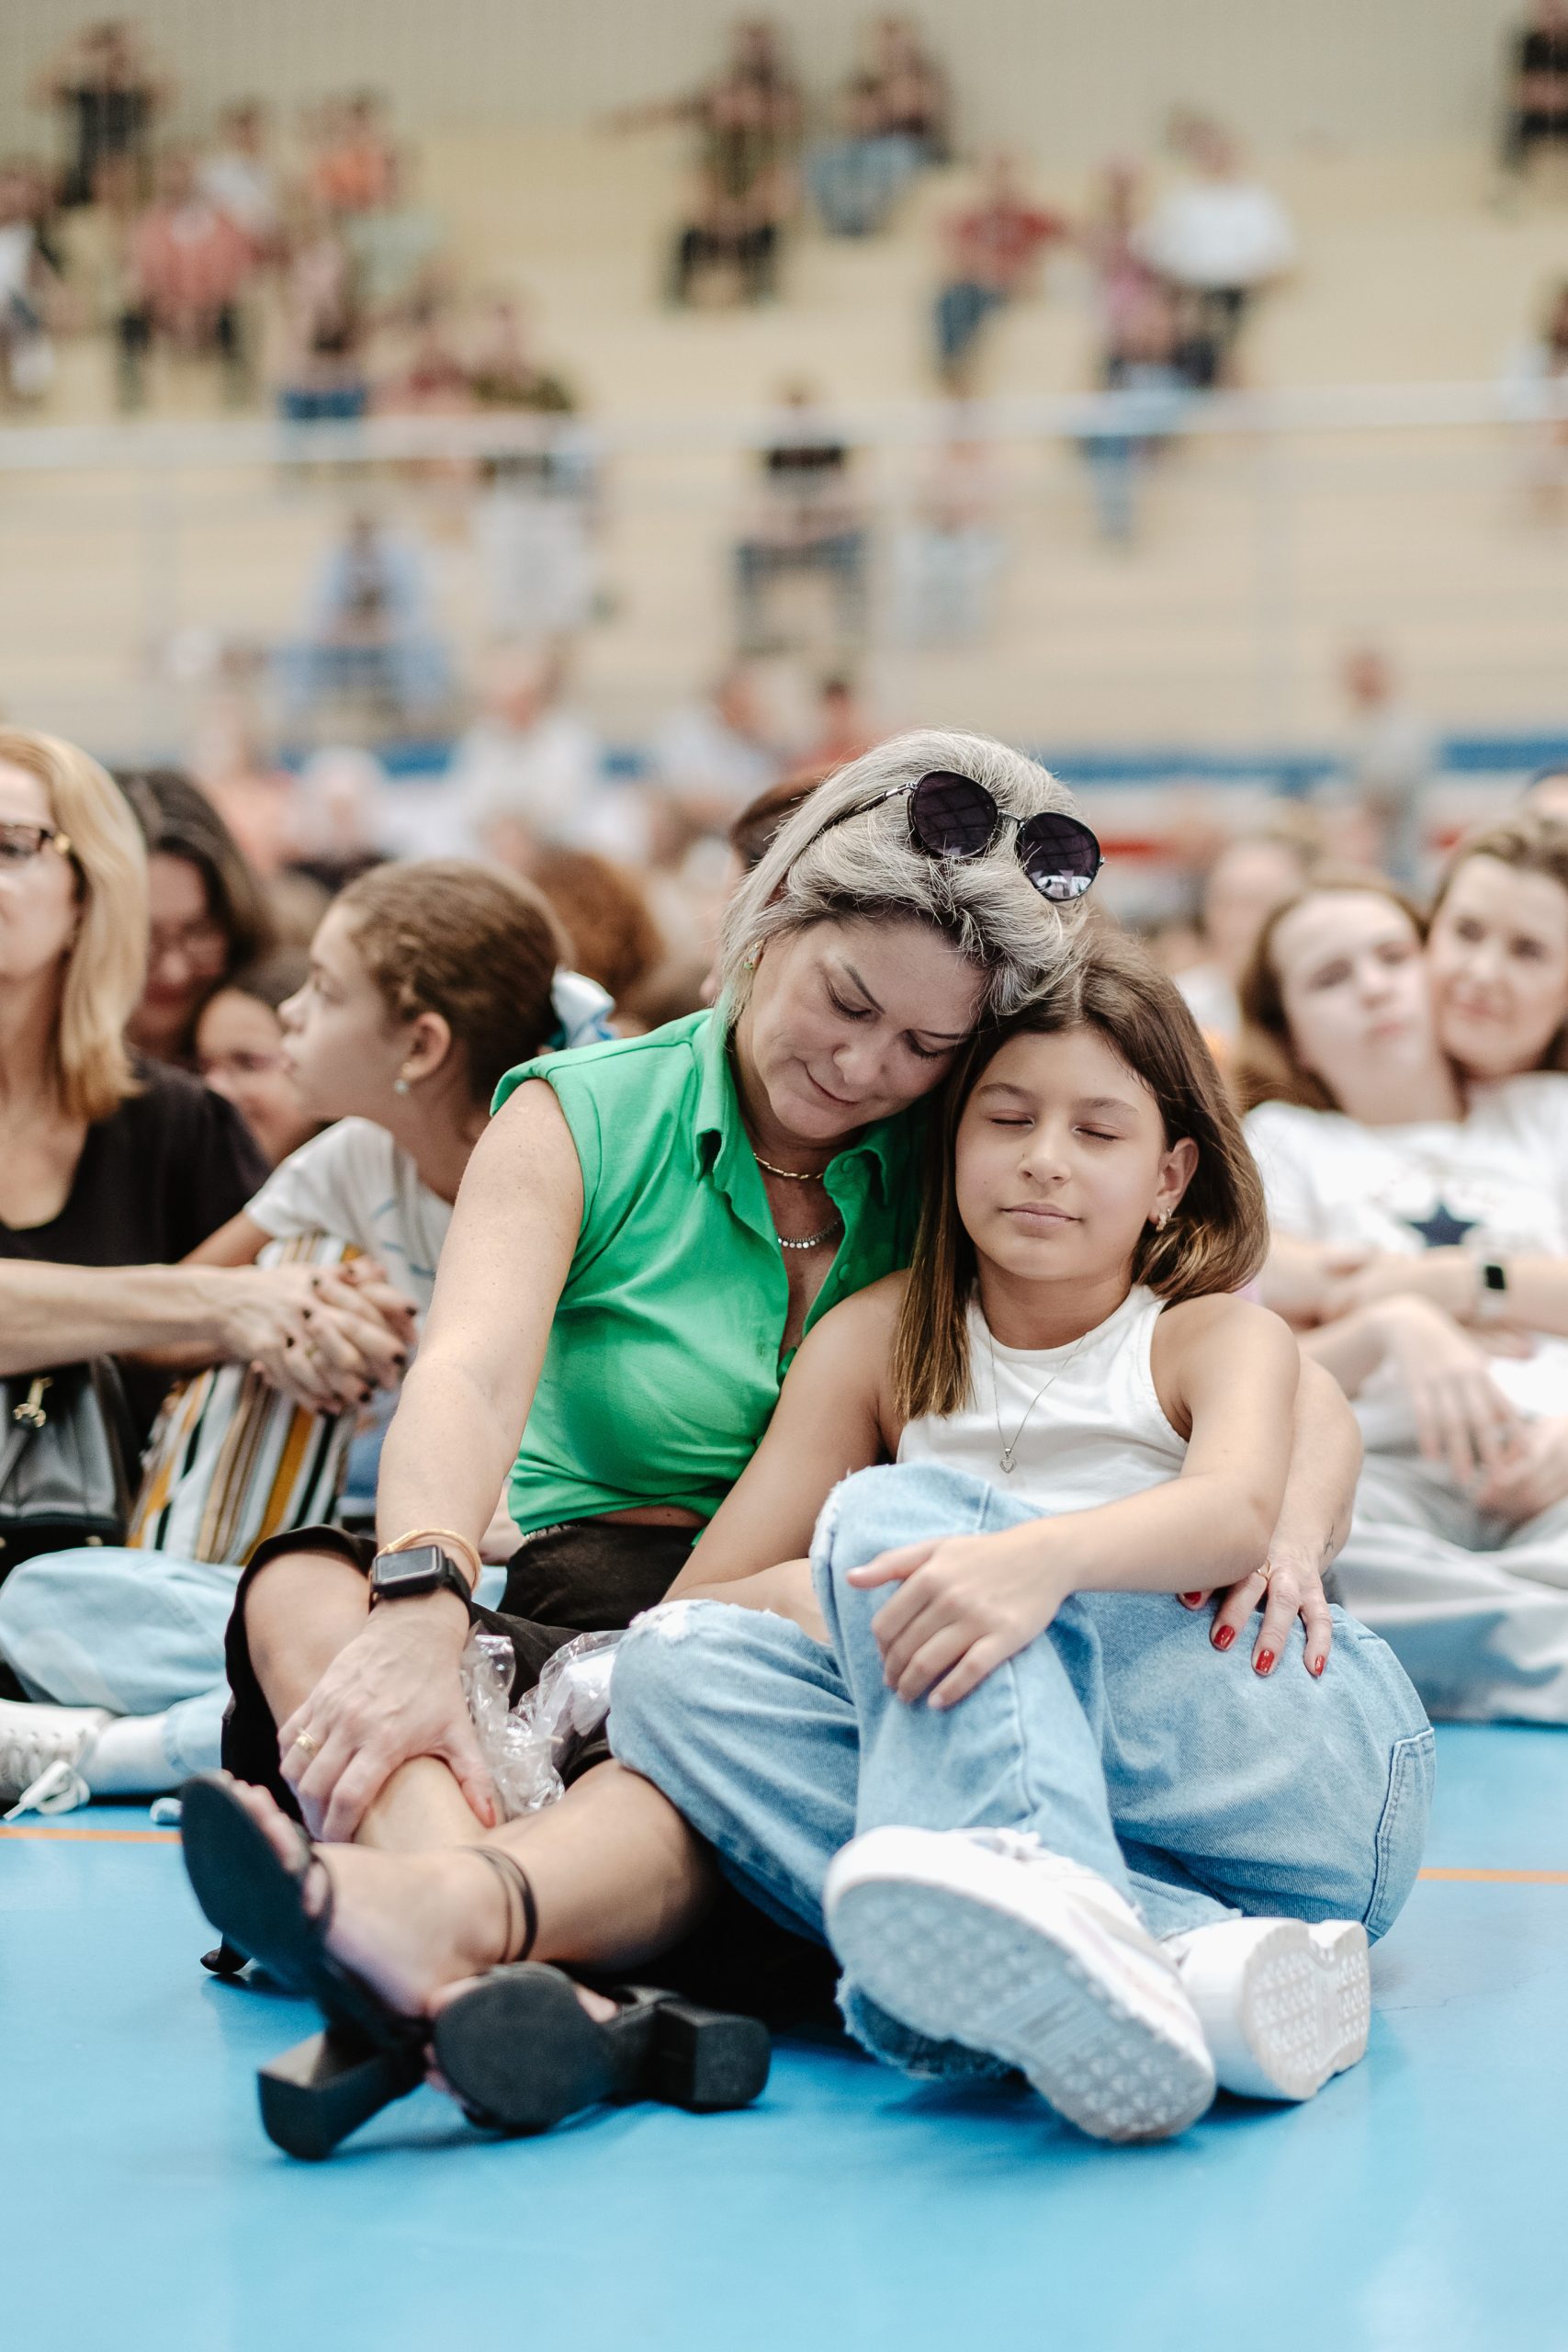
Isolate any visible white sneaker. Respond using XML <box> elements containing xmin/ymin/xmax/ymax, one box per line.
<box><xmin>824</xmin><ymin>1826</ymin><xmax>1216</xmax><ymax>2143</ymax></box>
<box><xmin>0</xmin><ymin>1698</ymin><xmax>109</xmax><ymax>1821</ymax></box>
<box><xmin>1165</xmin><ymin>1917</ymin><xmax>1371</xmax><ymax>2102</ymax></box>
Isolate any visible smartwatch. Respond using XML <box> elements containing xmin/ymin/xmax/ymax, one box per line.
<box><xmin>367</xmin><ymin>1544</ymin><xmax>472</xmax><ymax>1610</ymax></box>
<box><xmin>1475</xmin><ymin>1261</ymin><xmax>1509</xmax><ymax>1322</ymax></box>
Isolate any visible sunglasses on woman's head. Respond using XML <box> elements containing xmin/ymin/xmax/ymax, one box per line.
<box><xmin>815</xmin><ymin>772</ymin><xmax>1101</xmax><ymax>904</ymax></box>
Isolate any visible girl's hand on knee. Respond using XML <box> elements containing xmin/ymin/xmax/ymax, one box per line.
<box><xmin>849</xmin><ymin>1526</ymin><xmax>1069</xmax><ymax>1709</ymax></box>
<box><xmin>1203</xmin><ymin>1552</ymin><xmax>1334</xmax><ymax>1679</ymax></box>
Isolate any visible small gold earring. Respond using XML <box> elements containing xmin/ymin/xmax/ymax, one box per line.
<box><xmin>1153</xmin><ymin>1208</ymin><xmax>1170</xmax><ymax>1232</ymax></box>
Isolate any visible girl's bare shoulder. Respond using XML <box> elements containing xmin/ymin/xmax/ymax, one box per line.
<box><xmin>801</xmin><ymin>1270</ymin><xmax>909</xmax><ymax>1362</ymax></box>
<box><xmin>1155</xmin><ymin>1290</ymin><xmax>1297</xmax><ymax>1371</ymax></box>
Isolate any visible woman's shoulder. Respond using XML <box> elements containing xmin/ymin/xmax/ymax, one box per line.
<box><xmin>492</xmin><ymin>1011</ymin><xmax>711</xmax><ymax>1119</ymax></box>
<box><xmin>1472</xmin><ymin>1069</ymin><xmax>1568</xmax><ymax>1139</ymax></box>
<box><xmin>1241</xmin><ymin>1096</ymin><xmax>1334</xmax><ymax>1142</ymax></box>
<box><xmin>110</xmin><ymin>1058</ymin><xmax>257</xmax><ymax>1159</ymax></box>
<box><xmin>273</xmin><ymin>1115</ymin><xmax>396</xmax><ymax>1186</ymax></box>
<box><xmin>114</xmin><ymin>1057</ymin><xmax>216</xmax><ymax>1127</ymax></box>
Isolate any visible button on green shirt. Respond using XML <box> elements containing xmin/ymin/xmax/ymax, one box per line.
<box><xmin>491</xmin><ymin>1008</ymin><xmax>922</xmax><ymax>1532</ymax></box>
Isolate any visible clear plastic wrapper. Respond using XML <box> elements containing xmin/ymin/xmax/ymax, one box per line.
<box><xmin>459</xmin><ymin>1626</ymin><xmax>623</xmax><ymax>1819</ymax></box>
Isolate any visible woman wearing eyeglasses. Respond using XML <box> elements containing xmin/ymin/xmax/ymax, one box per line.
<box><xmin>117</xmin><ymin>766</ymin><xmax>276</xmax><ymax>1069</ymax></box>
<box><xmin>185</xmin><ymin>729</ymin><xmax>1365</xmax><ymax>2154</ymax></box>
<box><xmin>0</xmin><ymin>727</ymin><xmax>414</xmax><ymax>1453</ymax></box>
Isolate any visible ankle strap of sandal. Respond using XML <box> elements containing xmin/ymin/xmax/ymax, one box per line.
<box><xmin>472</xmin><ymin>1845</ymin><xmax>537</xmax><ymax>1965</ymax></box>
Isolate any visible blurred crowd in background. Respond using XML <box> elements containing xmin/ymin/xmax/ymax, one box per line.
<box><xmin>1</xmin><ymin>9</ymin><xmax>1567</xmax><ymax>1007</ymax></box>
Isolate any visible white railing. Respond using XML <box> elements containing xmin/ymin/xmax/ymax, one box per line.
<box><xmin>0</xmin><ymin>379</ymin><xmax>1564</xmax><ymax>470</ymax></box>
<box><xmin>1</xmin><ymin>378</ymin><xmax>1566</xmax><ymax>769</ymax></box>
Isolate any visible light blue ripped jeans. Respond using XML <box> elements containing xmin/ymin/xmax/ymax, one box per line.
<box><xmin>0</xmin><ymin>1543</ymin><xmax>508</xmax><ymax>1786</ymax></box>
<box><xmin>609</xmin><ymin>1463</ymin><xmax>1436</xmax><ymax>2079</ymax></box>
<box><xmin>0</xmin><ymin>1545</ymin><xmax>238</xmax><ymax>1781</ymax></box>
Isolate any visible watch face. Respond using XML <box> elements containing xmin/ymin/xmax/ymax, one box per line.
<box><xmin>1483</xmin><ymin>1263</ymin><xmax>1508</xmax><ymax>1292</ymax></box>
<box><xmin>372</xmin><ymin>1544</ymin><xmax>445</xmax><ymax>1598</ymax></box>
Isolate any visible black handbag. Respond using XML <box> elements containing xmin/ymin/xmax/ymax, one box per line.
<box><xmin>0</xmin><ymin>1360</ymin><xmax>140</xmax><ymax>1586</ymax></box>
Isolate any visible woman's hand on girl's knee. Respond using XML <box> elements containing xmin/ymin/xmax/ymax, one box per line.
<box><xmin>1199</xmin><ymin>1555</ymin><xmax>1334</xmax><ymax>1680</ymax></box>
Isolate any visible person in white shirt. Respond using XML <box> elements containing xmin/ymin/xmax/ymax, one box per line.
<box><xmin>1329</xmin><ymin>645</ymin><xmax>1436</xmax><ymax>888</ymax></box>
<box><xmin>650</xmin><ymin>662</ymin><xmax>781</xmax><ymax>833</ymax></box>
<box><xmin>1176</xmin><ymin>824</ymin><xmax>1319</xmax><ymax>1046</ymax></box>
<box><xmin>0</xmin><ymin>862</ymin><xmax>604</xmax><ymax>1814</ymax></box>
<box><xmin>1133</xmin><ymin>115</ymin><xmax>1295</xmax><ymax>380</ymax></box>
<box><xmin>197</xmin><ymin>102</ymin><xmax>281</xmax><ymax>250</ymax></box>
<box><xmin>446</xmin><ymin>646</ymin><xmax>634</xmax><ymax>861</ymax></box>
<box><xmin>1237</xmin><ymin>866</ymin><xmax>1568</xmax><ymax>1721</ymax></box>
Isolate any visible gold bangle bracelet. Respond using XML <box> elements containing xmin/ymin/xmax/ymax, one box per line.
<box><xmin>381</xmin><ymin>1526</ymin><xmax>483</xmax><ymax>1586</ymax></box>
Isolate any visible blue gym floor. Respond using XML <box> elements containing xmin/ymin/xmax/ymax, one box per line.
<box><xmin>5</xmin><ymin>1724</ymin><xmax>1565</xmax><ymax>2352</ymax></box>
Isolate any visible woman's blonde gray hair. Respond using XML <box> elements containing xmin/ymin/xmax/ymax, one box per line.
<box><xmin>719</xmin><ymin>729</ymin><xmax>1090</xmax><ymax>1022</ymax></box>
<box><xmin>0</xmin><ymin>727</ymin><xmax>149</xmax><ymax>1123</ymax></box>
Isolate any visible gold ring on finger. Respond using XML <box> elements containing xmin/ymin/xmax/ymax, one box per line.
<box><xmin>292</xmin><ymin>1730</ymin><xmax>320</xmax><ymax>1760</ymax></box>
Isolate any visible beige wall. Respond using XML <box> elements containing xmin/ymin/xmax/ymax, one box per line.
<box><xmin>1</xmin><ymin>0</ymin><xmax>1527</xmax><ymax>163</ymax></box>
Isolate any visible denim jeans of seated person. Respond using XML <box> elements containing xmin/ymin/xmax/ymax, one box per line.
<box><xmin>0</xmin><ymin>1544</ymin><xmax>240</xmax><ymax>1781</ymax></box>
<box><xmin>609</xmin><ymin>1462</ymin><xmax>1435</xmax><ymax>2081</ymax></box>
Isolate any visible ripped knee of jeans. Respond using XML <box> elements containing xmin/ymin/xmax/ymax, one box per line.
<box><xmin>608</xmin><ymin>1599</ymin><xmax>733</xmax><ymax>1768</ymax></box>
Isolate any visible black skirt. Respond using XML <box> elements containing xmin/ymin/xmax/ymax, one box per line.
<box><xmin>220</xmin><ymin>1518</ymin><xmax>840</xmax><ymax>2030</ymax></box>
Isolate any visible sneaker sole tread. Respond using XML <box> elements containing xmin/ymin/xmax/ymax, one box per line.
<box><xmin>832</xmin><ymin>1874</ymin><xmax>1214</xmax><ymax>2143</ymax></box>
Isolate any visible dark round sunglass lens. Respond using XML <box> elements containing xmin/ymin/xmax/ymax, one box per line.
<box><xmin>1017</xmin><ymin>813</ymin><xmax>1102</xmax><ymax>902</ymax></box>
<box><xmin>908</xmin><ymin>771</ymin><xmax>998</xmax><ymax>858</ymax></box>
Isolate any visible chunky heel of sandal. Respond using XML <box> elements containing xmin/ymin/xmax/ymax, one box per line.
<box><xmin>649</xmin><ymin>2002</ymin><xmax>772</xmax><ymax>2111</ymax></box>
<box><xmin>432</xmin><ymin>1965</ymin><xmax>772</xmax><ymax>2133</ymax></box>
<box><xmin>257</xmin><ymin>2029</ymin><xmax>425</xmax><ymax>2161</ymax></box>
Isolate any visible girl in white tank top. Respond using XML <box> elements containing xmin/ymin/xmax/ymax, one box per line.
<box><xmin>656</xmin><ymin>931</ymin><xmax>1398</xmax><ymax>2136</ymax></box>
<box><xmin>688</xmin><ymin>926</ymin><xmax>1320</xmax><ymax>1692</ymax></box>
<box><xmin>897</xmin><ymin>1283</ymin><xmax>1187</xmax><ymax>1521</ymax></box>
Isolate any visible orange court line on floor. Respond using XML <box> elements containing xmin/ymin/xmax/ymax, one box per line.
<box><xmin>2</xmin><ymin>1831</ymin><xmax>1567</xmax><ymax>1881</ymax></box>
<box><xmin>1</xmin><ymin>1825</ymin><xmax>179</xmax><ymax>1844</ymax></box>
<box><xmin>1417</xmin><ymin>1866</ymin><xmax>1568</xmax><ymax>1884</ymax></box>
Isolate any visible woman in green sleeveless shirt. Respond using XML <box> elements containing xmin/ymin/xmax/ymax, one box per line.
<box><xmin>190</xmin><ymin>730</ymin><xmax>1361</xmax><ymax>2146</ymax></box>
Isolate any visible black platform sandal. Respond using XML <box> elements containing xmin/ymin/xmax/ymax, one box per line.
<box><xmin>181</xmin><ymin>1775</ymin><xmax>428</xmax><ymax>2156</ymax></box>
<box><xmin>434</xmin><ymin>1965</ymin><xmax>773</xmax><ymax>2137</ymax></box>
<box><xmin>180</xmin><ymin>1775</ymin><xmax>771</xmax><ymax>2161</ymax></box>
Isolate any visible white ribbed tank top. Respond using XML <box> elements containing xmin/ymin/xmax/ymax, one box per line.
<box><xmin>896</xmin><ymin>1283</ymin><xmax>1187</xmax><ymax>1514</ymax></box>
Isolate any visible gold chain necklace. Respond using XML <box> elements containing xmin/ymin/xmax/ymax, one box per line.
<box><xmin>754</xmin><ymin>1150</ymin><xmax>829</xmax><ymax>1182</ymax></box>
<box><xmin>985</xmin><ymin>1323</ymin><xmax>1092</xmax><ymax>1476</ymax></box>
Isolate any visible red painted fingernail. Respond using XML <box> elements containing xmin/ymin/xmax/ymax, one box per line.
<box><xmin>1255</xmin><ymin>1648</ymin><xmax>1275</xmax><ymax>1676</ymax></box>
<box><xmin>1311</xmin><ymin>1656</ymin><xmax>1325</xmax><ymax>1678</ymax></box>
<box><xmin>1180</xmin><ymin>1591</ymin><xmax>1203</xmax><ymax>1606</ymax></box>
<box><xmin>1213</xmin><ymin>1624</ymin><xmax>1235</xmax><ymax>1651</ymax></box>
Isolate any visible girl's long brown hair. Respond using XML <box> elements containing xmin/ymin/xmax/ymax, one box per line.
<box><xmin>891</xmin><ymin>927</ymin><xmax>1269</xmax><ymax>1422</ymax></box>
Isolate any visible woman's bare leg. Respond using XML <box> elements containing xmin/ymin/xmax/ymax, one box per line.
<box><xmin>243</xmin><ymin>1550</ymin><xmax>485</xmax><ymax>1849</ymax></box>
<box><xmin>225</xmin><ymin>1761</ymin><xmax>717</xmax><ymax>2018</ymax></box>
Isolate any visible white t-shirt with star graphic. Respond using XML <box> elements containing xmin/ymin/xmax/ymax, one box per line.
<box><xmin>1245</xmin><ymin>1074</ymin><xmax>1568</xmax><ymax>1440</ymax></box>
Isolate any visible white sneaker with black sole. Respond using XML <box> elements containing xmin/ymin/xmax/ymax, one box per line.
<box><xmin>1164</xmin><ymin>1916</ymin><xmax>1371</xmax><ymax>2103</ymax></box>
<box><xmin>0</xmin><ymin>1697</ymin><xmax>108</xmax><ymax>1821</ymax></box>
<box><xmin>824</xmin><ymin>1825</ymin><xmax>1216</xmax><ymax>2143</ymax></box>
